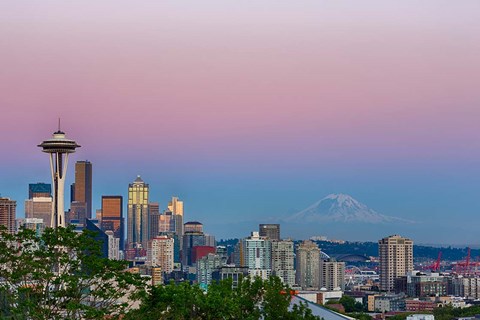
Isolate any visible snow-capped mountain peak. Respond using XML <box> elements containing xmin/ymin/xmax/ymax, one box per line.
<box><xmin>288</xmin><ymin>194</ymin><xmax>409</xmax><ymax>224</ymax></box>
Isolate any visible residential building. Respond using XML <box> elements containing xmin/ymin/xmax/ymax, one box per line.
<box><xmin>197</xmin><ymin>253</ymin><xmax>223</xmax><ymax>287</ymax></box>
<box><xmin>271</xmin><ymin>239</ymin><xmax>295</xmax><ymax>287</ymax></box>
<box><xmin>16</xmin><ymin>218</ymin><xmax>45</xmax><ymax>236</ymax></box>
<box><xmin>0</xmin><ymin>197</ymin><xmax>16</xmax><ymax>234</ymax></box>
<box><xmin>320</xmin><ymin>259</ymin><xmax>345</xmax><ymax>291</ymax></box>
<box><xmin>212</xmin><ymin>266</ymin><xmax>249</xmax><ymax>288</ymax></box>
<box><xmin>127</xmin><ymin>176</ymin><xmax>149</xmax><ymax>249</ymax></box>
<box><xmin>147</xmin><ymin>236</ymin><xmax>175</xmax><ymax>274</ymax></box>
<box><xmin>240</xmin><ymin>231</ymin><xmax>272</xmax><ymax>280</ymax></box>
<box><xmin>296</xmin><ymin>240</ymin><xmax>321</xmax><ymax>290</ymax></box>
<box><xmin>379</xmin><ymin>235</ymin><xmax>414</xmax><ymax>292</ymax></box>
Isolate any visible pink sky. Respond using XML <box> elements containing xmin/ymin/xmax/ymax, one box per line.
<box><xmin>1</xmin><ymin>1</ymin><xmax>480</xmax><ymax>241</ymax></box>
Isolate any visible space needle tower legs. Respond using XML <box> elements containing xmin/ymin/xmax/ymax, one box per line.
<box><xmin>38</xmin><ymin>122</ymin><xmax>80</xmax><ymax>228</ymax></box>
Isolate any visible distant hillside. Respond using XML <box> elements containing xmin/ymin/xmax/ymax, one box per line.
<box><xmin>217</xmin><ymin>239</ymin><xmax>479</xmax><ymax>261</ymax></box>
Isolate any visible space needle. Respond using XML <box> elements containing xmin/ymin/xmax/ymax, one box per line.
<box><xmin>38</xmin><ymin>121</ymin><xmax>80</xmax><ymax>228</ymax></box>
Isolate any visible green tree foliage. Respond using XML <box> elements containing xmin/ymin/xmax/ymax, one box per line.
<box><xmin>338</xmin><ymin>295</ymin><xmax>364</xmax><ymax>313</ymax></box>
<box><xmin>127</xmin><ymin>276</ymin><xmax>321</xmax><ymax>320</ymax></box>
<box><xmin>433</xmin><ymin>304</ymin><xmax>480</xmax><ymax>320</ymax></box>
<box><xmin>0</xmin><ymin>226</ymin><xmax>145</xmax><ymax>320</ymax></box>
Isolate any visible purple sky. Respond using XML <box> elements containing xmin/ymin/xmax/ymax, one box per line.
<box><xmin>1</xmin><ymin>1</ymin><xmax>480</xmax><ymax>244</ymax></box>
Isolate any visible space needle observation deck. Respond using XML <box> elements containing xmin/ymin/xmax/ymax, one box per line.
<box><xmin>38</xmin><ymin>124</ymin><xmax>80</xmax><ymax>228</ymax></box>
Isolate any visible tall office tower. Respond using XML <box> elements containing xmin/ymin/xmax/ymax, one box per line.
<box><xmin>296</xmin><ymin>240</ymin><xmax>321</xmax><ymax>290</ymax></box>
<box><xmin>0</xmin><ymin>197</ymin><xmax>16</xmax><ymax>234</ymax></box>
<box><xmin>25</xmin><ymin>196</ymin><xmax>52</xmax><ymax>227</ymax></box>
<box><xmin>197</xmin><ymin>253</ymin><xmax>223</xmax><ymax>287</ymax></box>
<box><xmin>182</xmin><ymin>228</ymin><xmax>206</xmax><ymax>266</ymax></box>
<box><xmin>184</xmin><ymin>221</ymin><xmax>203</xmax><ymax>233</ymax></box>
<box><xmin>73</xmin><ymin>161</ymin><xmax>92</xmax><ymax>219</ymax></box>
<box><xmin>148</xmin><ymin>202</ymin><xmax>160</xmax><ymax>240</ymax></box>
<box><xmin>28</xmin><ymin>183</ymin><xmax>51</xmax><ymax>199</ymax></box>
<box><xmin>69</xmin><ymin>201</ymin><xmax>87</xmax><ymax>224</ymax></box>
<box><xmin>320</xmin><ymin>259</ymin><xmax>345</xmax><ymax>291</ymax></box>
<box><xmin>168</xmin><ymin>196</ymin><xmax>184</xmax><ymax>241</ymax></box>
<box><xmin>160</xmin><ymin>231</ymin><xmax>181</xmax><ymax>265</ymax></box>
<box><xmin>147</xmin><ymin>235</ymin><xmax>174</xmax><ymax>273</ymax></box>
<box><xmin>271</xmin><ymin>240</ymin><xmax>295</xmax><ymax>287</ymax></box>
<box><xmin>240</xmin><ymin>231</ymin><xmax>272</xmax><ymax>280</ymax></box>
<box><xmin>101</xmin><ymin>196</ymin><xmax>124</xmax><ymax>250</ymax></box>
<box><xmin>259</xmin><ymin>224</ymin><xmax>280</xmax><ymax>241</ymax></box>
<box><xmin>379</xmin><ymin>235</ymin><xmax>414</xmax><ymax>292</ymax></box>
<box><xmin>38</xmin><ymin>127</ymin><xmax>80</xmax><ymax>227</ymax></box>
<box><xmin>127</xmin><ymin>176</ymin><xmax>149</xmax><ymax>249</ymax></box>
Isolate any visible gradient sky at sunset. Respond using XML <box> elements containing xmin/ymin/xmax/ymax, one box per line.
<box><xmin>1</xmin><ymin>1</ymin><xmax>480</xmax><ymax>243</ymax></box>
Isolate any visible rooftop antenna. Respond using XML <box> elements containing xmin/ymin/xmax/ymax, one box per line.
<box><xmin>58</xmin><ymin>118</ymin><xmax>61</xmax><ymax>132</ymax></box>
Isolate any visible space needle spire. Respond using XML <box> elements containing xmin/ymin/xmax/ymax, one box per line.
<box><xmin>38</xmin><ymin>123</ymin><xmax>80</xmax><ymax>228</ymax></box>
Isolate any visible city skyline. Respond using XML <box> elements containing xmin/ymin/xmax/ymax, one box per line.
<box><xmin>1</xmin><ymin>1</ymin><xmax>480</xmax><ymax>243</ymax></box>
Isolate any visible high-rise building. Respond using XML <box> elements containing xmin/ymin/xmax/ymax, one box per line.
<box><xmin>101</xmin><ymin>196</ymin><xmax>124</xmax><ymax>250</ymax></box>
<box><xmin>147</xmin><ymin>235</ymin><xmax>174</xmax><ymax>273</ymax></box>
<box><xmin>148</xmin><ymin>202</ymin><xmax>160</xmax><ymax>240</ymax></box>
<box><xmin>68</xmin><ymin>201</ymin><xmax>87</xmax><ymax>224</ymax></box>
<box><xmin>25</xmin><ymin>196</ymin><xmax>52</xmax><ymax>227</ymax></box>
<box><xmin>168</xmin><ymin>197</ymin><xmax>184</xmax><ymax>242</ymax></box>
<box><xmin>28</xmin><ymin>183</ymin><xmax>51</xmax><ymax>199</ymax></box>
<box><xmin>379</xmin><ymin>235</ymin><xmax>414</xmax><ymax>292</ymax></box>
<box><xmin>73</xmin><ymin>161</ymin><xmax>93</xmax><ymax>219</ymax></box>
<box><xmin>197</xmin><ymin>253</ymin><xmax>223</xmax><ymax>287</ymax></box>
<box><xmin>296</xmin><ymin>240</ymin><xmax>321</xmax><ymax>290</ymax></box>
<box><xmin>259</xmin><ymin>224</ymin><xmax>280</xmax><ymax>241</ymax></box>
<box><xmin>159</xmin><ymin>211</ymin><xmax>176</xmax><ymax>233</ymax></box>
<box><xmin>271</xmin><ymin>240</ymin><xmax>295</xmax><ymax>287</ymax></box>
<box><xmin>184</xmin><ymin>221</ymin><xmax>202</xmax><ymax>233</ymax></box>
<box><xmin>127</xmin><ymin>176</ymin><xmax>149</xmax><ymax>249</ymax></box>
<box><xmin>240</xmin><ymin>231</ymin><xmax>272</xmax><ymax>280</ymax></box>
<box><xmin>38</xmin><ymin>127</ymin><xmax>80</xmax><ymax>227</ymax></box>
<box><xmin>182</xmin><ymin>230</ymin><xmax>206</xmax><ymax>266</ymax></box>
<box><xmin>0</xmin><ymin>197</ymin><xmax>16</xmax><ymax>234</ymax></box>
<box><xmin>320</xmin><ymin>259</ymin><xmax>345</xmax><ymax>291</ymax></box>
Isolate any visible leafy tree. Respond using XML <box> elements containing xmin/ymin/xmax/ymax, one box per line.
<box><xmin>338</xmin><ymin>295</ymin><xmax>364</xmax><ymax>313</ymax></box>
<box><xmin>127</xmin><ymin>276</ymin><xmax>321</xmax><ymax>320</ymax></box>
<box><xmin>0</xmin><ymin>226</ymin><xmax>145</xmax><ymax>320</ymax></box>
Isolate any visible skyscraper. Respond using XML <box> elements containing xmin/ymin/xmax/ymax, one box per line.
<box><xmin>147</xmin><ymin>235</ymin><xmax>174</xmax><ymax>273</ymax></box>
<box><xmin>259</xmin><ymin>224</ymin><xmax>280</xmax><ymax>241</ymax></box>
<box><xmin>379</xmin><ymin>235</ymin><xmax>414</xmax><ymax>292</ymax></box>
<box><xmin>296</xmin><ymin>240</ymin><xmax>321</xmax><ymax>290</ymax></box>
<box><xmin>168</xmin><ymin>197</ymin><xmax>184</xmax><ymax>242</ymax></box>
<box><xmin>271</xmin><ymin>239</ymin><xmax>295</xmax><ymax>287</ymax></box>
<box><xmin>73</xmin><ymin>161</ymin><xmax>92</xmax><ymax>218</ymax></box>
<box><xmin>0</xmin><ymin>197</ymin><xmax>16</xmax><ymax>234</ymax></box>
<box><xmin>127</xmin><ymin>176</ymin><xmax>149</xmax><ymax>249</ymax></box>
<box><xmin>240</xmin><ymin>231</ymin><xmax>272</xmax><ymax>280</ymax></box>
<box><xmin>38</xmin><ymin>126</ymin><xmax>80</xmax><ymax>227</ymax></box>
<box><xmin>28</xmin><ymin>183</ymin><xmax>51</xmax><ymax>199</ymax></box>
<box><xmin>25</xmin><ymin>196</ymin><xmax>52</xmax><ymax>227</ymax></box>
<box><xmin>320</xmin><ymin>259</ymin><xmax>345</xmax><ymax>291</ymax></box>
<box><xmin>101</xmin><ymin>196</ymin><xmax>124</xmax><ymax>250</ymax></box>
<box><xmin>148</xmin><ymin>202</ymin><xmax>160</xmax><ymax>240</ymax></box>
